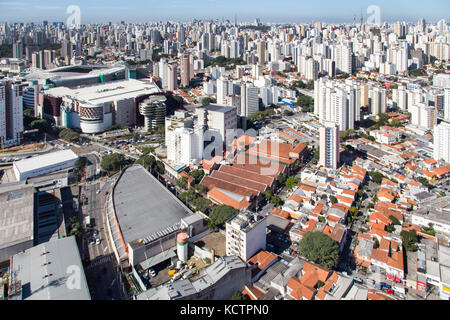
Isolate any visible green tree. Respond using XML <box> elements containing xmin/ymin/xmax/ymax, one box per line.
<box><xmin>368</xmin><ymin>171</ymin><xmax>386</xmax><ymax>184</ymax></box>
<box><xmin>298</xmin><ymin>231</ymin><xmax>339</xmax><ymax>269</ymax></box>
<box><xmin>195</xmin><ymin>183</ymin><xmax>207</xmax><ymax>195</ymax></box>
<box><xmin>389</xmin><ymin>215</ymin><xmax>401</xmax><ymax>225</ymax></box>
<box><xmin>330</xmin><ymin>196</ymin><xmax>338</xmax><ymax>204</ymax></box>
<box><xmin>100</xmin><ymin>153</ymin><xmax>125</xmax><ymax>173</ymax></box>
<box><xmin>277</xmin><ymin>174</ymin><xmax>286</xmax><ymax>185</ymax></box>
<box><xmin>201</xmin><ymin>97</ymin><xmax>217</xmax><ymax>105</ymax></box>
<box><xmin>417</xmin><ymin>177</ymin><xmax>430</xmax><ymax>187</ymax></box>
<box><xmin>178</xmin><ymin>189</ymin><xmax>197</xmax><ymax>204</ymax></box>
<box><xmin>191</xmin><ymin>197</ymin><xmax>212</xmax><ymax>213</ymax></box>
<box><xmin>270</xmin><ymin>194</ymin><xmax>282</xmax><ymax>207</ymax></box>
<box><xmin>231</xmin><ymin>291</ymin><xmax>249</xmax><ymax>300</ymax></box>
<box><xmin>285</xmin><ymin>176</ymin><xmax>298</xmax><ymax>190</ymax></box>
<box><xmin>153</xmin><ymin>160</ymin><xmax>165</xmax><ymax>175</ymax></box>
<box><xmin>68</xmin><ymin>216</ymin><xmax>82</xmax><ymax>237</ymax></box>
<box><xmin>176</xmin><ymin>176</ymin><xmax>188</xmax><ymax>190</ymax></box>
<box><xmin>135</xmin><ymin>155</ymin><xmax>156</xmax><ymax>170</ymax></box>
<box><xmin>400</xmin><ymin>229</ymin><xmax>418</xmax><ymax>252</ymax></box>
<box><xmin>208</xmin><ymin>205</ymin><xmax>238</xmax><ymax>230</ymax></box>
<box><xmin>59</xmin><ymin>128</ymin><xmax>80</xmax><ymax>142</ymax></box>
<box><xmin>141</xmin><ymin>146</ymin><xmax>154</xmax><ymax>155</ymax></box>
<box><xmin>30</xmin><ymin>119</ymin><xmax>51</xmax><ymax>133</ymax></box>
<box><xmin>189</xmin><ymin>169</ymin><xmax>204</xmax><ymax>184</ymax></box>
<box><xmin>263</xmin><ymin>189</ymin><xmax>273</xmax><ymax>202</ymax></box>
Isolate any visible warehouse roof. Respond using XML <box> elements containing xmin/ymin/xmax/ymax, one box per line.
<box><xmin>0</xmin><ymin>182</ymin><xmax>34</xmax><ymax>257</ymax></box>
<box><xmin>13</xmin><ymin>149</ymin><xmax>78</xmax><ymax>175</ymax></box>
<box><xmin>113</xmin><ymin>165</ymin><xmax>193</xmax><ymax>246</ymax></box>
<box><xmin>9</xmin><ymin>236</ymin><xmax>90</xmax><ymax>300</ymax></box>
<box><xmin>44</xmin><ymin>78</ymin><xmax>160</xmax><ymax>104</ymax></box>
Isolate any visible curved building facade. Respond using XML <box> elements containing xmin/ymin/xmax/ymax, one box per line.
<box><xmin>139</xmin><ymin>94</ymin><xmax>167</xmax><ymax>132</ymax></box>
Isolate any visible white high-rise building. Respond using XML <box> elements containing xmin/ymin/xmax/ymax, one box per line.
<box><xmin>369</xmin><ymin>86</ymin><xmax>387</xmax><ymax>116</ymax></box>
<box><xmin>315</xmin><ymin>78</ymin><xmax>360</xmax><ymax>129</ymax></box>
<box><xmin>433</xmin><ymin>122</ymin><xmax>450</xmax><ymax>163</ymax></box>
<box><xmin>196</xmin><ymin>104</ymin><xmax>237</xmax><ymax>145</ymax></box>
<box><xmin>410</xmin><ymin>103</ymin><xmax>437</xmax><ymax>130</ymax></box>
<box><xmin>165</xmin><ymin>113</ymin><xmax>204</xmax><ymax>166</ymax></box>
<box><xmin>0</xmin><ymin>80</ymin><xmax>23</xmax><ymax>148</ymax></box>
<box><xmin>319</xmin><ymin>121</ymin><xmax>340</xmax><ymax>169</ymax></box>
<box><xmin>241</xmin><ymin>83</ymin><xmax>259</xmax><ymax>117</ymax></box>
<box><xmin>226</xmin><ymin>211</ymin><xmax>266</xmax><ymax>262</ymax></box>
<box><xmin>445</xmin><ymin>88</ymin><xmax>450</xmax><ymax>122</ymax></box>
<box><xmin>216</xmin><ymin>77</ymin><xmax>231</xmax><ymax>105</ymax></box>
<box><xmin>335</xmin><ymin>44</ymin><xmax>352</xmax><ymax>74</ymax></box>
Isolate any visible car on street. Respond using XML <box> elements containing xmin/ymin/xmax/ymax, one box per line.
<box><xmin>149</xmin><ymin>268</ymin><xmax>157</xmax><ymax>277</ymax></box>
<box><xmin>89</xmin><ymin>239</ymin><xmax>95</xmax><ymax>245</ymax></box>
<box><xmin>93</xmin><ymin>230</ymin><xmax>99</xmax><ymax>236</ymax></box>
<box><xmin>384</xmin><ymin>288</ymin><xmax>394</xmax><ymax>295</ymax></box>
<box><xmin>353</xmin><ymin>277</ymin><xmax>364</xmax><ymax>284</ymax></box>
<box><xmin>96</xmin><ymin>238</ymin><xmax>101</xmax><ymax>245</ymax></box>
<box><xmin>380</xmin><ymin>282</ymin><xmax>391</xmax><ymax>289</ymax></box>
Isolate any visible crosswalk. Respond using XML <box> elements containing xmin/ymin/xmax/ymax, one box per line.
<box><xmin>86</xmin><ymin>255</ymin><xmax>112</xmax><ymax>270</ymax></box>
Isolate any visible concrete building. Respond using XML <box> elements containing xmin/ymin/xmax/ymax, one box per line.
<box><xmin>167</xmin><ymin>63</ymin><xmax>178</xmax><ymax>91</ymax></box>
<box><xmin>105</xmin><ymin>165</ymin><xmax>204</xmax><ymax>268</ymax></box>
<box><xmin>411</xmin><ymin>196</ymin><xmax>450</xmax><ymax>235</ymax></box>
<box><xmin>226</xmin><ymin>210</ymin><xmax>267</xmax><ymax>262</ymax></box>
<box><xmin>139</xmin><ymin>94</ymin><xmax>167</xmax><ymax>132</ymax></box>
<box><xmin>166</xmin><ymin>111</ymin><xmax>204</xmax><ymax>166</ymax></box>
<box><xmin>8</xmin><ymin>236</ymin><xmax>91</xmax><ymax>300</ymax></box>
<box><xmin>136</xmin><ymin>255</ymin><xmax>251</xmax><ymax>300</ymax></box>
<box><xmin>0</xmin><ymin>182</ymin><xmax>35</xmax><ymax>263</ymax></box>
<box><xmin>181</xmin><ymin>54</ymin><xmax>191</xmax><ymax>87</ymax></box>
<box><xmin>319</xmin><ymin>121</ymin><xmax>340</xmax><ymax>169</ymax></box>
<box><xmin>0</xmin><ymin>80</ymin><xmax>24</xmax><ymax>148</ymax></box>
<box><xmin>196</xmin><ymin>104</ymin><xmax>237</xmax><ymax>146</ymax></box>
<box><xmin>433</xmin><ymin>121</ymin><xmax>450</xmax><ymax>163</ymax></box>
<box><xmin>40</xmin><ymin>78</ymin><xmax>161</xmax><ymax>132</ymax></box>
<box><xmin>410</xmin><ymin>103</ymin><xmax>437</xmax><ymax>130</ymax></box>
<box><xmin>241</xmin><ymin>82</ymin><xmax>259</xmax><ymax>117</ymax></box>
<box><xmin>13</xmin><ymin>149</ymin><xmax>78</xmax><ymax>182</ymax></box>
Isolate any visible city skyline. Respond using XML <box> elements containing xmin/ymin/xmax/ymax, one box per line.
<box><xmin>0</xmin><ymin>0</ymin><xmax>449</xmax><ymax>24</ymax></box>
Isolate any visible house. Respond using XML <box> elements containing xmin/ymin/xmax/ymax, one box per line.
<box><xmin>247</xmin><ymin>250</ymin><xmax>279</xmax><ymax>282</ymax></box>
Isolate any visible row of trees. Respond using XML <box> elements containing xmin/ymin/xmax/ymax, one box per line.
<box><xmin>59</xmin><ymin>128</ymin><xmax>80</xmax><ymax>142</ymax></box>
<box><xmin>297</xmin><ymin>94</ymin><xmax>314</xmax><ymax>113</ymax></box>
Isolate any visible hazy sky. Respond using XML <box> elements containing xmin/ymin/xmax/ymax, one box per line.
<box><xmin>0</xmin><ymin>0</ymin><xmax>449</xmax><ymax>24</ymax></box>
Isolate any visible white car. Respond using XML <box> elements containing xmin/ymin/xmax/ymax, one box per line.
<box><xmin>149</xmin><ymin>268</ymin><xmax>157</xmax><ymax>277</ymax></box>
<box><xmin>96</xmin><ymin>238</ymin><xmax>101</xmax><ymax>245</ymax></box>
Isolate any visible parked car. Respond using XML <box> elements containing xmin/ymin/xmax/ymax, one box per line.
<box><xmin>96</xmin><ymin>238</ymin><xmax>101</xmax><ymax>245</ymax></box>
<box><xmin>380</xmin><ymin>282</ymin><xmax>391</xmax><ymax>289</ymax></box>
<box><xmin>353</xmin><ymin>277</ymin><xmax>364</xmax><ymax>284</ymax></box>
<box><xmin>149</xmin><ymin>268</ymin><xmax>157</xmax><ymax>277</ymax></box>
<box><xmin>384</xmin><ymin>288</ymin><xmax>394</xmax><ymax>295</ymax></box>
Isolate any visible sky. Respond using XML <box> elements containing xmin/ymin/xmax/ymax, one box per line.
<box><xmin>0</xmin><ymin>0</ymin><xmax>449</xmax><ymax>24</ymax></box>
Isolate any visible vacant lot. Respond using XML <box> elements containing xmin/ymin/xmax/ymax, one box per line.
<box><xmin>194</xmin><ymin>231</ymin><xmax>226</xmax><ymax>257</ymax></box>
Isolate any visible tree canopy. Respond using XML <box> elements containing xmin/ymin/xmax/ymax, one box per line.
<box><xmin>59</xmin><ymin>128</ymin><xmax>80</xmax><ymax>142</ymax></box>
<box><xmin>30</xmin><ymin>119</ymin><xmax>51</xmax><ymax>133</ymax></box>
<box><xmin>400</xmin><ymin>229</ymin><xmax>418</xmax><ymax>252</ymax></box>
<box><xmin>134</xmin><ymin>155</ymin><xmax>156</xmax><ymax>170</ymax></box>
<box><xmin>298</xmin><ymin>231</ymin><xmax>340</xmax><ymax>270</ymax></box>
<box><xmin>285</xmin><ymin>176</ymin><xmax>298</xmax><ymax>190</ymax></box>
<box><xmin>208</xmin><ymin>205</ymin><xmax>238</xmax><ymax>230</ymax></box>
<box><xmin>100</xmin><ymin>153</ymin><xmax>125</xmax><ymax>173</ymax></box>
<box><xmin>189</xmin><ymin>169</ymin><xmax>205</xmax><ymax>184</ymax></box>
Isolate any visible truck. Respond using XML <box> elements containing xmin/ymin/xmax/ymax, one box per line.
<box><xmin>84</xmin><ymin>216</ymin><xmax>91</xmax><ymax>227</ymax></box>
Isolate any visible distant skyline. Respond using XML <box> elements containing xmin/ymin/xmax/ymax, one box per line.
<box><xmin>0</xmin><ymin>0</ymin><xmax>449</xmax><ymax>24</ymax></box>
